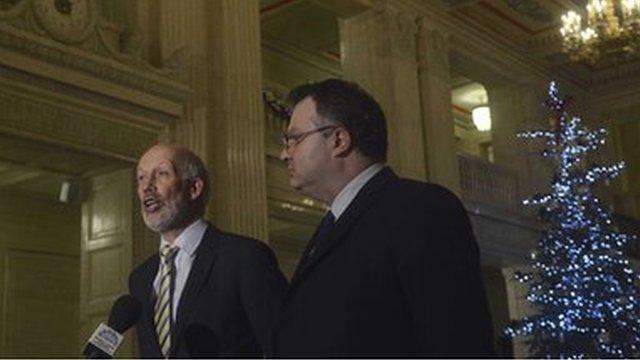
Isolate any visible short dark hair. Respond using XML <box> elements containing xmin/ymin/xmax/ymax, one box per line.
<box><xmin>288</xmin><ymin>78</ymin><xmax>388</xmax><ymax>163</ymax></box>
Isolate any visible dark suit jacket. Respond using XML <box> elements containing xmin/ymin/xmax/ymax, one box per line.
<box><xmin>273</xmin><ymin>167</ymin><xmax>495</xmax><ymax>357</ymax></box>
<box><xmin>129</xmin><ymin>224</ymin><xmax>287</xmax><ymax>358</ymax></box>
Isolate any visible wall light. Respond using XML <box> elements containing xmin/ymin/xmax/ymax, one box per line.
<box><xmin>472</xmin><ymin>105</ymin><xmax>492</xmax><ymax>131</ymax></box>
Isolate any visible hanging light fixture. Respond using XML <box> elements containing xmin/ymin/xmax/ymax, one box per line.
<box><xmin>560</xmin><ymin>0</ymin><xmax>640</xmax><ymax>63</ymax></box>
<box><xmin>472</xmin><ymin>105</ymin><xmax>491</xmax><ymax>131</ymax></box>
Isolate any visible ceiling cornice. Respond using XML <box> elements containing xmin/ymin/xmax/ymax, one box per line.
<box><xmin>396</xmin><ymin>0</ymin><xmax>589</xmax><ymax>92</ymax></box>
<box><xmin>262</xmin><ymin>34</ymin><xmax>342</xmax><ymax>76</ymax></box>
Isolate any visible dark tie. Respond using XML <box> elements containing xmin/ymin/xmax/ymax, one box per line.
<box><xmin>292</xmin><ymin>211</ymin><xmax>336</xmax><ymax>280</ymax></box>
<box><xmin>308</xmin><ymin>211</ymin><xmax>335</xmax><ymax>258</ymax></box>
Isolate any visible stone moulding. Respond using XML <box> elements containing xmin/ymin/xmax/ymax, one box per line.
<box><xmin>0</xmin><ymin>22</ymin><xmax>190</xmax><ymax>104</ymax></box>
<box><xmin>0</xmin><ymin>88</ymin><xmax>157</xmax><ymax>161</ymax></box>
<box><xmin>0</xmin><ymin>12</ymin><xmax>190</xmax><ymax>160</ymax></box>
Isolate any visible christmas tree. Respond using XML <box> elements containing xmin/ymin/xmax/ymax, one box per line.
<box><xmin>504</xmin><ymin>81</ymin><xmax>640</xmax><ymax>358</ymax></box>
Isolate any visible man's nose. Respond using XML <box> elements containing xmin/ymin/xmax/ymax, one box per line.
<box><xmin>279</xmin><ymin>147</ymin><xmax>289</xmax><ymax>162</ymax></box>
<box><xmin>140</xmin><ymin>174</ymin><xmax>156</xmax><ymax>192</ymax></box>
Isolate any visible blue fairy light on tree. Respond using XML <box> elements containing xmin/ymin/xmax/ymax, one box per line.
<box><xmin>504</xmin><ymin>81</ymin><xmax>640</xmax><ymax>358</ymax></box>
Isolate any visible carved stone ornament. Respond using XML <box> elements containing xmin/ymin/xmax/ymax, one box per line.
<box><xmin>0</xmin><ymin>0</ymin><xmax>191</xmax><ymax>102</ymax></box>
<box><xmin>0</xmin><ymin>24</ymin><xmax>189</xmax><ymax>103</ymax></box>
<box><xmin>416</xmin><ymin>25</ymin><xmax>449</xmax><ymax>79</ymax></box>
<box><xmin>0</xmin><ymin>0</ymin><xmax>28</xmax><ymax>19</ymax></box>
<box><xmin>371</xmin><ymin>0</ymin><xmax>418</xmax><ymax>61</ymax></box>
<box><xmin>391</xmin><ymin>9</ymin><xmax>418</xmax><ymax>60</ymax></box>
<box><xmin>32</xmin><ymin>0</ymin><xmax>96</xmax><ymax>44</ymax></box>
<box><xmin>428</xmin><ymin>28</ymin><xmax>448</xmax><ymax>68</ymax></box>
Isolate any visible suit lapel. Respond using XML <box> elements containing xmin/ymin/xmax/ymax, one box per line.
<box><xmin>290</xmin><ymin>219</ymin><xmax>325</xmax><ymax>282</ymax></box>
<box><xmin>173</xmin><ymin>224</ymin><xmax>220</xmax><ymax>353</ymax></box>
<box><xmin>289</xmin><ymin>167</ymin><xmax>396</xmax><ymax>288</ymax></box>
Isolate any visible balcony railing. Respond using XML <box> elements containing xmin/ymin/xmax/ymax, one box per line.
<box><xmin>458</xmin><ymin>153</ymin><xmax>520</xmax><ymax>212</ymax></box>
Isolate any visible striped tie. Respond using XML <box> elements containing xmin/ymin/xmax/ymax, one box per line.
<box><xmin>154</xmin><ymin>245</ymin><xmax>178</xmax><ymax>358</ymax></box>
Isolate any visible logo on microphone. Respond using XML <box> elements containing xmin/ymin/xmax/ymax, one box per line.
<box><xmin>88</xmin><ymin>323</ymin><xmax>124</xmax><ymax>356</ymax></box>
<box><xmin>98</xmin><ymin>328</ymin><xmax>119</xmax><ymax>344</ymax></box>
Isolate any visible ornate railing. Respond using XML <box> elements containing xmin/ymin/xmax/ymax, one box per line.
<box><xmin>458</xmin><ymin>153</ymin><xmax>520</xmax><ymax>212</ymax></box>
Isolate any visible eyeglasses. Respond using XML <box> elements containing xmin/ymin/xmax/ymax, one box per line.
<box><xmin>280</xmin><ymin>125</ymin><xmax>338</xmax><ymax>151</ymax></box>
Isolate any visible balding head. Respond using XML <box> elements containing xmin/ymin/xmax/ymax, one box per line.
<box><xmin>136</xmin><ymin>143</ymin><xmax>210</xmax><ymax>241</ymax></box>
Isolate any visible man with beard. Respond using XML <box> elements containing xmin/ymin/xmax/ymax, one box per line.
<box><xmin>129</xmin><ymin>143</ymin><xmax>287</xmax><ymax>358</ymax></box>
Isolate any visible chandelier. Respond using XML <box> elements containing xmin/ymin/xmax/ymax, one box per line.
<box><xmin>560</xmin><ymin>0</ymin><xmax>640</xmax><ymax>63</ymax></box>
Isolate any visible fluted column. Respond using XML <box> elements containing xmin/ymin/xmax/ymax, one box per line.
<box><xmin>205</xmin><ymin>0</ymin><xmax>268</xmax><ymax>241</ymax></box>
<box><xmin>610</xmin><ymin>119</ymin><xmax>640</xmax><ymax>218</ymax></box>
<box><xmin>487</xmin><ymin>84</ymin><xmax>524</xmax><ymax>172</ymax></box>
<box><xmin>150</xmin><ymin>0</ymin><xmax>208</xmax><ymax>157</ymax></box>
<box><xmin>340</xmin><ymin>0</ymin><xmax>427</xmax><ymax>181</ymax></box>
<box><xmin>417</xmin><ymin>19</ymin><xmax>460</xmax><ymax>194</ymax></box>
<box><xmin>152</xmin><ymin>0</ymin><xmax>268</xmax><ymax>241</ymax></box>
<box><xmin>488</xmin><ymin>83</ymin><xmax>549</xmax><ymax>202</ymax></box>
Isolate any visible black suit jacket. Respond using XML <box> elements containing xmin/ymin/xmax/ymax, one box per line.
<box><xmin>273</xmin><ymin>167</ymin><xmax>495</xmax><ymax>357</ymax></box>
<box><xmin>129</xmin><ymin>224</ymin><xmax>287</xmax><ymax>358</ymax></box>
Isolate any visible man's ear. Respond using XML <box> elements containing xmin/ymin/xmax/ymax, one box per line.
<box><xmin>189</xmin><ymin>177</ymin><xmax>205</xmax><ymax>201</ymax></box>
<box><xmin>332</xmin><ymin>128</ymin><xmax>352</xmax><ymax>158</ymax></box>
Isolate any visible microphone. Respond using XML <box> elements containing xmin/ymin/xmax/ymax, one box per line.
<box><xmin>82</xmin><ymin>294</ymin><xmax>142</xmax><ymax>359</ymax></box>
<box><xmin>185</xmin><ymin>323</ymin><xmax>218</xmax><ymax>358</ymax></box>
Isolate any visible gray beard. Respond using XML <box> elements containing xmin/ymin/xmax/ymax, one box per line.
<box><xmin>142</xmin><ymin>200</ymin><xmax>192</xmax><ymax>234</ymax></box>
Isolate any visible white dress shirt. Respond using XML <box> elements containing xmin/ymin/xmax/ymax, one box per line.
<box><xmin>330</xmin><ymin>163</ymin><xmax>384</xmax><ymax>221</ymax></box>
<box><xmin>153</xmin><ymin>218</ymin><xmax>207</xmax><ymax>321</ymax></box>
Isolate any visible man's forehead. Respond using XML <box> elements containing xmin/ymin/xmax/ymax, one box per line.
<box><xmin>137</xmin><ymin>158</ymin><xmax>174</xmax><ymax>170</ymax></box>
<box><xmin>138</xmin><ymin>146</ymin><xmax>178</xmax><ymax>170</ymax></box>
<box><xmin>289</xmin><ymin>98</ymin><xmax>319</xmax><ymax>130</ymax></box>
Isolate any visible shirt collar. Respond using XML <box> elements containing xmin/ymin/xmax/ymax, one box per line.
<box><xmin>159</xmin><ymin>218</ymin><xmax>207</xmax><ymax>257</ymax></box>
<box><xmin>330</xmin><ymin>163</ymin><xmax>384</xmax><ymax>220</ymax></box>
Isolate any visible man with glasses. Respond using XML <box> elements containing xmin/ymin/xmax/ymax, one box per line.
<box><xmin>272</xmin><ymin>79</ymin><xmax>495</xmax><ymax>357</ymax></box>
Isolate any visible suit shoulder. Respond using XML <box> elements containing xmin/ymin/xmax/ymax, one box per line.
<box><xmin>129</xmin><ymin>254</ymin><xmax>157</xmax><ymax>290</ymax></box>
<box><xmin>130</xmin><ymin>252</ymin><xmax>159</xmax><ymax>275</ymax></box>
<box><xmin>392</xmin><ymin>177</ymin><xmax>462</xmax><ymax>205</ymax></box>
<box><xmin>131</xmin><ymin>254</ymin><xmax>157</xmax><ymax>274</ymax></box>
<box><xmin>212</xmin><ymin>231</ymin><xmax>281</xmax><ymax>280</ymax></box>
<box><xmin>215</xmin><ymin>230</ymin><xmax>273</xmax><ymax>257</ymax></box>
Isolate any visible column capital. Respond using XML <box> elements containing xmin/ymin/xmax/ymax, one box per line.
<box><xmin>165</xmin><ymin>0</ymin><xmax>268</xmax><ymax>241</ymax></box>
<box><xmin>341</xmin><ymin>2</ymin><xmax>427</xmax><ymax>181</ymax></box>
<box><xmin>417</xmin><ymin>25</ymin><xmax>450</xmax><ymax>76</ymax></box>
<box><xmin>369</xmin><ymin>0</ymin><xmax>419</xmax><ymax>61</ymax></box>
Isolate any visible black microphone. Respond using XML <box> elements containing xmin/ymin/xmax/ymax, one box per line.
<box><xmin>185</xmin><ymin>323</ymin><xmax>218</xmax><ymax>358</ymax></box>
<box><xmin>82</xmin><ymin>294</ymin><xmax>142</xmax><ymax>359</ymax></box>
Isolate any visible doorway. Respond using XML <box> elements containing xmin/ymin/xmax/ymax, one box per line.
<box><xmin>0</xmin><ymin>133</ymin><xmax>135</xmax><ymax>358</ymax></box>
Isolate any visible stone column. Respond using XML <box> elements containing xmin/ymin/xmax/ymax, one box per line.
<box><xmin>609</xmin><ymin>116</ymin><xmax>640</xmax><ymax>219</ymax></box>
<box><xmin>487</xmin><ymin>84</ymin><xmax>523</xmax><ymax>180</ymax></box>
<box><xmin>155</xmin><ymin>0</ymin><xmax>210</xmax><ymax>156</ymax></box>
<box><xmin>416</xmin><ymin>19</ymin><xmax>460</xmax><ymax>194</ymax></box>
<box><xmin>128</xmin><ymin>0</ymin><xmax>215</xmax><ymax>270</ymax></box>
<box><xmin>152</xmin><ymin>0</ymin><xmax>269</xmax><ymax>241</ymax></box>
<box><xmin>340</xmin><ymin>0</ymin><xmax>427</xmax><ymax>182</ymax></box>
<box><xmin>204</xmin><ymin>0</ymin><xmax>268</xmax><ymax>241</ymax></box>
<box><xmin>488</xmin><ymin>83</ymin><xmax>549</xmax><ymax>202</ymax></box>
<box><xmin>502</xmin><ymin>266</ymin><xmax>536</xmax><ymax>358</ymax></box>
